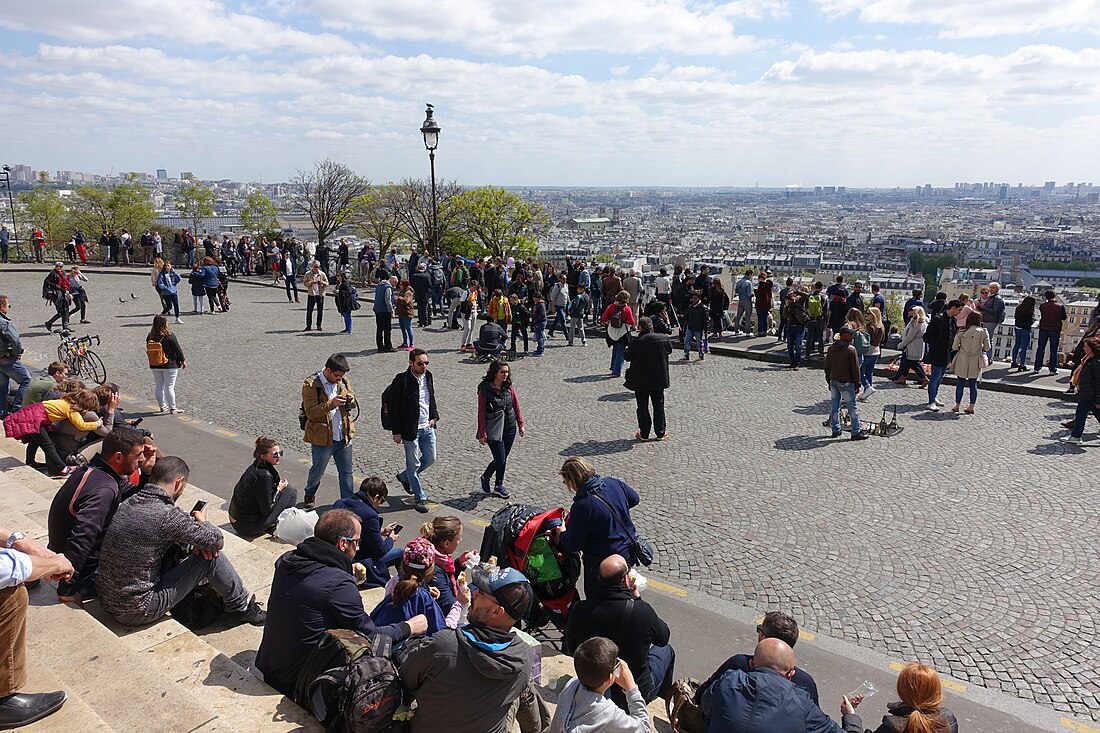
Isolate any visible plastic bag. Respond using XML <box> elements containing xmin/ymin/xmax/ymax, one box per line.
<box><xmin>274</xmin><ymin>507</ymin><xmax>318</xmax><ymax>545</ymax></box>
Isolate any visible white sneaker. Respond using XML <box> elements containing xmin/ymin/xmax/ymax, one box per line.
<box><xmin>934</xmin><ymin>398</ymin><xmax>945</xmax><ymax>406</ymax></box>
<box><xmin>1059</xmin><ymin>435</ymin><xmax>1082</xmax><ymax>444</ymax></box>
<box><xmin>927</xmin><ymin>403</ymin><xmax>940</xmax><ymax>412</ymax></box>
<box><xmin>175</xmin><ymin>318</ymin><xmax>183</xmax><ymax>324</ymax></box>
<box><xmin>865</xmin><ymin>385</ymin><xmax>875</xmax><ymax>398</ymax></box>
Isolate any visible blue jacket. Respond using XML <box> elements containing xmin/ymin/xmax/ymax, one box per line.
<box><xmin>374</xmin><ymin>281</ymin><xmax>394</xmax><ymax>314</ymax></box>
<box><xmin>371</xmin><ymin>585</ymin><xmax>447</xmax><ymax>636</ymax></box>
<box><xmin>559</xmin><ymin>475</ymin><xmax>640</xmax><ymax>566</ymax></box>
<box><xmin>157</xmin><ymin>270</ymin><xmax>180</xmax><ymax>295</ymax></box>
<box><xmin>701</xmin><ymin>667</ymin><xmax>842</xmax><ymax>733</ymax></box>
<box><xmin>201</xmin><ymin>264</ymin><xmax>221</xmax><ymax>288</ymax></box>
<box><xmin>331</xmin><ymin>494</ymin><xmax>393</xmax><ymax>589</ymax></box>
<box><xmin>697</xmin><ymin>654</ymin><xmax>819</xmax><ymax>707</ymax></box>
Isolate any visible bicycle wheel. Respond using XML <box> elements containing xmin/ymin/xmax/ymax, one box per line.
<box><xmin>80</xmin><ymin>351</ymin><xmax>108</xmax><ymax>385</ymax></box>
<box><xmin>57</xmin><ymin>344</ymin><xmax>78</xmax><ymax>373</ymax></box>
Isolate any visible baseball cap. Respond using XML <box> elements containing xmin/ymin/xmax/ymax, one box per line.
<box><xmin>839</xmin><ymin>324</ymin><xmax>855</xmax><ymax>334</ymax></box>
<box><xmin>470</xmin><ymin>566</ymin><xmax>534</xmax><ymax>621</ymax></box>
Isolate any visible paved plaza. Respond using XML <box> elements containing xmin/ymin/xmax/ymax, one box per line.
<box><xmin>3</xmin><ymin>269</ymin><xmax>1098</xmax><ymax>721</ymax></box>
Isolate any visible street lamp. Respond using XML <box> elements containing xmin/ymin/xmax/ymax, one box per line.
<box><xmin>0</xmin><ymin>165</ymin><xmax>16</xmax><ymax>252</ymax></box>
<box><xmin>420</xmin><ymin>104</ymin><xmax>441</xmax><ymax>256</ymax></box>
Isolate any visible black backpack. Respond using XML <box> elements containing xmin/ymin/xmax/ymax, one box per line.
<box><xmin>380</xmin><ymin>379</ymin><xmax>398</xmax><ymax>433</ymax></box>
<box><xmin>296</xmin><ymin>629</ymin><xmax>405</xmax><ymax>733</ymax></box>
<box><xmin>608</xmin><ymin>305</ymin><xmax>625</xmax><ymax>329</ymax></box>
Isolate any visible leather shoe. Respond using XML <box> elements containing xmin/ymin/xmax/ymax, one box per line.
<box><xmin>0</xmin><ymin>691</ymin><xmax>68</xmax><ymax>727</ymax></box>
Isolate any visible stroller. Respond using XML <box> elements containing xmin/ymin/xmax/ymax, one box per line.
<box><xmin>479</xmin><ymin>504</ymin><xmax>580</xmax><ymax>640</ymax></box>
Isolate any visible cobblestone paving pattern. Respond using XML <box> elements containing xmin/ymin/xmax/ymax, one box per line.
<box><xmin>5</xmin><ymin>272</ymin><xmax>1097</xmax><ymax>719</ymax></box>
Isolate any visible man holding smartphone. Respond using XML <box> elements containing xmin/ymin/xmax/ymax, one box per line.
<box><xmin>301</xmin><ymin>354</ymin><xmax>357</xmax><ymax>507</ymax></box>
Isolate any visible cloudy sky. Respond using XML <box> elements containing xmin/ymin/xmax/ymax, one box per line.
<box><xmin>3</xmin><ymin>0</ymin><xmax>1099</xmax><ymax>187</ymax></box>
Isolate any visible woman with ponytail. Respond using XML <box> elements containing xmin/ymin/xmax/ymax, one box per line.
<box><xmin>420</xmin><ymin>516</ymin><xmax>475</xmax><ymax>619</ymax></box>
<box><xmin>370</xmin><ymin>537</ymin><xmax>449</xmax><ymax>636</ymax></box>
<box><xmin>842</xmin><ymin>662</ymin><xmax>958</xmax><ymax>733</ymax></box>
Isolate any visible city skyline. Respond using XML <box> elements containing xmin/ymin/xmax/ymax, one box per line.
<box><xmin>3</xmin><ymin>0</ymin><xmax>1099</xmax><ymax>187</ymax></box>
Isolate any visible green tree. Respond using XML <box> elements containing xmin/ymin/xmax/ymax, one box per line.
<box><xmin>65</xmin><ymin>178</ymin><xmax>155</xmax><ymax>238</ymax></box>
<box><xmin>967</xmin><ymin>260</ymin><xmax>994</xmax><ymax>269</ymax></box>
<box><xmin>1074</xmin><ymin>277</ymin><xmax>1100</xmax><ymax>289</ymax></box>
<box><xmin>450</xmin><ymin>186</ymin><xmax>549</xmax><ymax>260</ymax></box>
<box><xmin>389</xmin><ymin>178</ymin><xmax>463</xmax><ymax>257</ymax></box>
<box><xmin>176</xmin><ymin>176</ymin><xmax>215</xmax><ymax>234</ymax></box>
<box><xmin>17</xmin><ymin>178</ymin><xmax>68</xmax><ymax>242</ymax></box>
<box><xmin>110</xmin><ymin>177</ymin><xmax>157</xmax><ymax>236</ymax></box>
<box><xmin>909</xmin><ymin>251</ymin><xmax>958</xmax><ymax>292</ymax></box>
<box><xmin>239</xmin><ymin>190</ymin><xmax>280</xmax><ymax>237</ymax></box>
<box><xmin>290</xmin><ymin>159</ymin><xmax>369</xmax><ymax>248</ymax></box>
<box><xmin>1029</xmin><ymin>260</ymin><xmax>1096</xmax><ymax>271</ymax></box>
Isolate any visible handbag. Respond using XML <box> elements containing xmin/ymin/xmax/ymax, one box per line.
<box><xmin>590</xmin><ymin>483</ymin><xmax>654</xmax><ymax>567</ymax></box>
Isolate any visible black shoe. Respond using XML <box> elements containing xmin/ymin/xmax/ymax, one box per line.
<box><xmin>830</xmin><ymin>431</ymin><xmax>842</xmax><ymax>438</ymax></box>
<box><xmin>850</xmin><ymin>433</ymin><xmax>870</xmax><ymax>441</ymax></box>
<box><xmin>822</xmin><ymin>419</ymin><xmax>831</xmax><ymax>427</ymax></box>
<box><xmin>230</xmin><ymin>596</ymin><xmax>266</xmax><ymax>626</ymax></box>
<box><xmin>397</xmin><ymin>473</ymin><xmax>413</xmax><ymax>495</ymax></box>
<box><xmin>302</xmin><ymin>495</ymin><xmax>316</xmax><ymax>510</ymax></box>
<box><xmin>0</xmin><ymin>691</ymin><xmax>67</xmax><ymax>727</ymax></box>
<box><xmin>414</xmin><ymin>499</ymin><xmax>429</xmax><ymax>514</ymax></box>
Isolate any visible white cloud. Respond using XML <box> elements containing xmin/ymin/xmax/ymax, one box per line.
<box><xmin>813</xmin><ymin>0</ymin><xmax>1100</xmax><ymax>38</ymax></box>
<box><xmin>609</xmin><ymin>65</ymin><xmax>631</xmax><ymax>76</ymax></box>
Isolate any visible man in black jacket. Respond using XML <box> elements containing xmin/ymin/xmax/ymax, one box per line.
<box><xmin>624</xmin><ymin>317</ymin><xmax>672</xmax><ymax>441</ymax></box>
<box><xmin>564</xmin><ymin>554</ymin><xmax>675</xmax><ymax>710</ymax></box>
<box><xmin>387</xmin><ymin>348</ymin><xmax>439</xmax><ymax>513</ymax></box>
<box><xmin>47</xmin><ymin>427</ymin><xmax>149</xmax><ymax>603</ymax></box>
<box><xmin>922</xmin><ymin>300</ymin><xmax>961</xmax><ymax>412</ymax></box>
<box><xmin>410</xmin><ymin>264</ymin><xmax>433</xmax><ymax>327</ymax></box>
<box><xmin>256</xmin><ymin>509</ymin><xmax>425</xmax><ymax>698</ymax></box>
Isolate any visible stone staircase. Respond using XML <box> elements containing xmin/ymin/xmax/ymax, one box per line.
<box><xmin>0</xmin><ymin>437</ymin><xmax>673</xmax><ymax>732</ymax></box>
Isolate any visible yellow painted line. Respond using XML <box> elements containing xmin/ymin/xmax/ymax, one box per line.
<box><xmin>119</xmin><ymin>394</ymin><xmax>137</xmax><ymax>402</ymax></box>
<box><xmin>1062</xmin><ymin>717</ymin><xmax>1100</xmax><ymax>732</ymax></box>
<box><xmin>22</xmin><ymin>358</ymin><xmax>38</xmax><ymax>365</ymax></box>
<box><xmin>889</xmin><ymin>662</ymin><xmax>966</xmax><ymax>692</ymax></box>
<box><xmin>353</xmin><ymin>475</ymin><xmax>364</xmax><ymax>484</ymax></box>
<box><xmin>471</xmin><ymin>519</ymin><xmax>490</xmax><ymax>528</ymax></box>
<box><xmin>146</xmin><ymin>404</ymin><xmax>160</xmax><ymax>410</ymax></box>
<box><xmin>214</xmin><ymin>428</ymin><xmax>237</xmax><ymax>438</ymax></box>
<box><xmin>647</xmin><ymin>578</ymin><xmax>688</xmax><ymax>598</ymax></box>
<box><xmin>298</xmin><ymin>457</ymin><xmax>312</xmax><ymax>464</ymax></box>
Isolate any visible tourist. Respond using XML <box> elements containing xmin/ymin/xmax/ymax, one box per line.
<box><xmin>845</xmin><ymin>281</ymin><xmax>865</xmax><ymax>315</ymax></box>
<box><xmin>0</xmin><ymin>296</ymin><xmax>31</xmax><ymax>417</ymax></box>
<box><xmin>1065</xmin><ymin>316</ymin><xmax>1100</xmax><ymax>396</ymax></box>
<box><xmin>624</xmin><ymin>317</ymin><xmax>672</xmax><ymax>441</ymax></box>
<box><xmin>50</xmin><ymin>384</ymin><xmax>119</xmax><ymax>464</ymax></box>
<box><xmin>979</xmin><ymin>282</ymin><xmax>1005</xmax><ymax>361</ymax></box>
<box><xmin>858</xmin><ymin>307</ymin><xmax>885</xmax><ymax>399</ymax></box>
<box><xmin>389</xmin><ymin>348</ymin><xmax>438</xmax><ymax>514</ymax></box>
<box><xmin>477</xmin><ymin>359</ymin><xmax>524</xmax><ymax>499</ymax></box>
<box><xmin>709</xmin><ymin>280</ymin><xmax>730</xmax><ymax>340</ymax></box>
<box><xmin>303</xmin><ymin>260</ymin><xmax>328</xmax><ymax>331</ymax></box>
<box><xmin>950</xmin><ymin>310</ymin><xmax>990</xmax><ymax>414</ymax></box>
<box><xmin>395</xmin><ymin>279</ymin><xmax>417</xmax><ymax>349</ymax></box>
<box><xmin>927</xmin><ymin>291</ymin><xmax>947</xmax><ymax>318</ymax></box>
<box><xmin>0</xmin><ymin>225</ymin><xmax>9</xmax><ymax>264</ymax></box>
<box><xmin>602</xmin><ymin>290</ymin><xmax>636</xmax><ymax>378</ymax></box>
<box><xmin>680</xmin><ymin>291</ymin><xmax>708</xmax><ymax>363</ymax></box>
<box><xmin>43</xmin><ymin>262</ymin><xmax>73</xmax><ymax>333</ymax></box>
<box><xmin>567</xmin><ymin>284</ymin><xmax>591</xmax><ymax>347</ymax></box>
<box><xmin>842</xmin><ymin>662</ymin><xmax>958</xmax><ymax>733</ymax></box>
<box><xmin>1033</xmin><ymin>290</ymin><xmax>1066</xmax><ymax>374</ymax></box>
<box><xmin>398</xmin><ymin>566</ymin><xmax>537</xmax><ymax>733</ymax></box>
<box><xmin>374</xmin><ymin>275</ymin><xmax>397</xmax><ymax>352</ymax></box>
<box><xmin>74</xmin><ymin>227</ymin><xmax>88</xmax><ymax>264</ymax></box>
<box><xmin>47</xmin><ymin>427</ymin><xmax>150</xmax><ymax>602</ymax></box>
<box><xmin>902</xmin><ymin>289</ymin><xmax>925</xmax><ymax>324</ymax></box>
<box><xmin>953</xmin><ymin>294</ymin><xmax>974</xmax><ymax>328</ymax></box>
<box><xmin>824</xmin><ymin>325</ymin><xmax>868</xmax><ymax>440</ymax></box>
<box><xmin>550</xmin><ymin>636</ymin><xmax>651</xmax><ymax>733</ymax></box>
<box><xmin>734</xmin><ymin>269</ymin><xmax>754</xmax><ymax>335</ymax></box>
<box><xmin>890</xmin><ymin>305</ymin><xmax>929</xmax><ymax>387</ymax></box>
<box><xmin>1011</xmin><ymin>295</ymin><xmax>1037</xmax><ymax>371</ymax></box>
<box><xmin>508</xmin><ymin>294</ymin><xmax>531</xmax><ymax>354</ymax></box>
<box><xmin>229</xmin><ymin>436</ymin><xmax>299</xmax><ymax>537</ymax></box>
<box><xmin>805</xmin><ymin>281</ymin><xmax>828</xmax><ymax>357</ymax></box>
<box><xmin>66</xmin><ymin>266</ymin><xmax>90</xmax><ymax>324</ymax></box>
<box><xmin>474</xmin><ymin>319</ymin><xmax>507</xmax><ymax>359</ymax></box>
<box><xmin>531</xmin><ymin>292</ymin><xmax>547</xmax><ymax>356</ymax></box>
<box><xmin>333</xmin><ymin>271</ymin><xmax>355</xmax><ymax>334</ymax></box>
<box><xmin>776</xmin><ymin>277</ymin><xmax>794</xmax><ymax>341</ymax></box>
<box><xmin>487</xmin><ymin>288</ymin><xmax>511</xmax><ymax>326</ymax></box>
<box><xmin>825</xmin><ymin>275</ymin><xmax>849</xmax><ymax>341</ymax></box>
<box><xmin>370</xmin><ymin>537</ymin><xmax>451</xmax><ymax>636</ymax></box>
<box><xmin>147</xmin><ymin>315</ymin><xmax>186</xmax><ymax>414</ymax></box>
<box><xmin>565</xmin><ymin>554</ymin><xmax>675</xmax><ymax>710</ymax></box>
<box><xmin>548</xmin><ymin>274</ymin><xmax>570</xmax><ymax>338</ymax></box>
<box><xmin>332</xmin><ymin>476</ymin><xmax>403</xmax><ymax>588</ymax></box>
<box><xmin>199</xmin><ymin>257</ymin><xmax>222</xmax><ymax>313</ymax></box>
<box><xmin>187</xmin><ymin>262</ymin><xmax>207</xmax><ymax>314</ymax></box>
<box><xmin>255</xmin><ymin>509</ymin><xmax>426</xmax><ymax>698</ymax></box>
<box><xmin>785</xmin><ymin>289</ymin><xmax>810</xmax><ymax>371</ymax></box>
<box><xmin>924</xmin><ymin>300</ymin><xmax>961</xmax><ymax>412</ymax></box>
<box><xmin>420</xmin><ymin>516</ymin><xmax>474</xmax><ymax>618</ymax></box>
<box><xmin>622</xmin><ymin>269</ymin><xmax>642</xmax><ymax>309</ymax></box>
<box><xmin>459</xmin><ymin>289</ymin><xmax>478</xmax><ymax>352</ymax></box>
<box><xmin>156</xmin><ymin>261</ymin><xmax>182</xmax><ymax>323</ymax></box>
<box><xmin>754</xmin><ymin>272</ymin><xmax>773</xmax><ymax>335</ymax></box>
<box><xmin>553</xmin><ymin>457</ymin><xmax>643</xmax><ymax>596</ymax></box>
<box><xmin>283</xmin><ymin>249</ymin><xmax>299</xmax><ymax>303</ymax></box>
<box><xmin>1060</xmin><ymin>336</ymin><xmax>1100</xmax><ymax>445</ymax></box>
<box><xmin>869</xmin><ymin>283</ymin><xmax>886</xmax><ymax>321</ymax></box>
<box><xmin>301</xmin><ymin>354</ymin><xmax>357</xmax><ymax>507</ymax></box>
<box><xmin>18</xmin><ymin>361</ymin><xmax>67</xmax><ymax>409</ymax></box>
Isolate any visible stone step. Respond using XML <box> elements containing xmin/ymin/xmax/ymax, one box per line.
<box><xmin>19</xmin><ymin>655</ymin><xmax>118</xmax><ymax>733</ymax></box>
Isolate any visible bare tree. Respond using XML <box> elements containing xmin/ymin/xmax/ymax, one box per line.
<box><xmin>289</xmin><ymin>159</ymin><xmax>369</xmax><ymax>248</ymax></box>
<box><xmin>390</xmin><ymin>177</ymin><xmax>463</xmax><ymax>257</ymax></box>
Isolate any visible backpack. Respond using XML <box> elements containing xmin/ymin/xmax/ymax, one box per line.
<box><xmin>146</xmin><ymin>340</ymin><xmax>169</xmax><ymax>367</ymax></box>
<box><xmin>608</xmin><ymin>305</ymin><xmax>625</xmax><ymax>329</ymax></box>
<box><xmin>349</xmin><ymin>286</ymin><xmax>361</xmax><ymax>311</ymax></box>
<box><xmin>296</xmin><ymin>629</ymin><xmax>405</xmax><ymax>733</ymax></box>
<box><xmin>568</xmin><ymin>295</ymin><xmax>586</xmax><ymax>318</ymax></box>
<box><xmin>42</xmin><ymin>276</ymin><xmax>59</xmax><ymax>303</ymax></box>
<box><xmin>808</xmin><ymin>294</ymin><xmax>824</xmax><ymax>319</ymax></box>
<box><xmin>429</xmin><ymin>266</ymin><xmax>444</xmax><ymax>287</ymax></box>
<box><xmin>380</xmin><ymin>380</ymin><xmax>398</xmax><ymax>432</ymax></box>
<box><xmin>853</xmin><ymin>330</ymin><xmax>872</xmax><ymax>355</ymax></box>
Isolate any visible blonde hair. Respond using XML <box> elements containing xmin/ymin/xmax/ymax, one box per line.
<box><xmin>866</xmin><ymin>306</ymin><xmax>884</xmax><ymax>330</ymax></box>
<box><xmin>560</xmin><ymin>457</ymin><xmax>596</xmax><ymax>489</ymax></box>
<box><xmin>420</xmin><ymin>516</ymin><xmax>463</xmax><ymax>548</ymax></box>
<box><xmin>911</xmin><ymin>305</ymin><xmax>927</xmax><ymax>324</ymax></box>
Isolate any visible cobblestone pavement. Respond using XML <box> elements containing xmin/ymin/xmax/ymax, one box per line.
<box><xmin>4</xmin><ymin>271</ymin><xmax>1098</xmax><ymax>720</ymax></box>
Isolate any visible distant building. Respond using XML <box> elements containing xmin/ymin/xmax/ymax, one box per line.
<box><xmin>7</xmin><ymin>164</ymin><xmax>34</xmax><ymax>183</ymax></box>
<box><xmin>157</xmin><ymin>169</ymin><xmax>168</xmax><ymax>180</ymax></box>
<box><xmin>566</xmin><ymin>217</ymin><xmax>613</xmax><ymax>232</ymax></box>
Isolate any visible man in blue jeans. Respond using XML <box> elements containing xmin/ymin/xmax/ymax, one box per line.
<box><xmin>386</xmin><ymin>348</ymin><xmax>438</xmax><ymax>514</ymax></box>
<box><xmin>0</xmin><ymin>296</ymin><xmax>32</xmax><ymax>417</ymax></box>
<box><xmin>1034</xmin><ymin>290</ymin><xmax>1066</xmax><ymax>375</ymax></box>
<box><xmin>301</xmin><ymin>354</ymin><xmax>357</xmax><ymax>508</ymax></box>
<box><xmin>824</xmin><ymin>325</ymin><xmax>868</xmax><ymax>441</ymax></box>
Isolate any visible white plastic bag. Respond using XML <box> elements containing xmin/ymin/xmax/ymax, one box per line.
<box><xmin>274</xmin><ymin>507</ymin><xmax>318</xmax><ymax>545</ymax></box>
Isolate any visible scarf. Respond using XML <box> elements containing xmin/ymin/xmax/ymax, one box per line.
<box><xmin>432</xmin><ymin>547</ymin><xmax>458</xmax><ymax>598</ymax></box>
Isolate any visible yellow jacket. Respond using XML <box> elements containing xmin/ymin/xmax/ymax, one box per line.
<box><xmin>489</xmin><ymin>296</ymin><xmax>512</xmax><ymax>324</ymax></box>
<box><xmin>42</xmin><ymin>399</ymin><xmax>102</xmax><ymax>432</ymax></box>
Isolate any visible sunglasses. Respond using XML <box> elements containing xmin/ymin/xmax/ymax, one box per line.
<box><xmin>415</xmin><ymin>360</ymin><xmax>429</xmax><ymax>366</ymax></box>
<box><xmin>272</xmin><ymin>450</ymin><xmax>283</xmax><ymax>457</ymax></box>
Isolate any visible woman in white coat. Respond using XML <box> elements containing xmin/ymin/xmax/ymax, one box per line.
<box><xmin>950</xmin><ymin>310</ymin><xmax>991</xmax><ymax>414</ymax></box>
<box><xmin>891</xmin><ymin>305</ymin><xmax>928</xmax><ymax>386</ymax></box>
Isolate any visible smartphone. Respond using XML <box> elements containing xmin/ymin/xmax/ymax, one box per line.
<box><xmin>393</xmin><ymin>524</ymin><xmax>404</xmax><ymax>535</ymax></box>
<box><xmin>131</xmin><ymin>417</ymin><xmax>143</xmax><ymax>426</ymax></box>
<box><xmin>191</xmin><ymin>500</ymin><xmax>207</xmax><ymax>513</ymax></box>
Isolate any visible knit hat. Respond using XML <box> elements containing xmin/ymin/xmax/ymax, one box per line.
<box><xmin>403</xmin><ymin>537</ymin><xmax>436</xmax><ymax>570</ymax></box>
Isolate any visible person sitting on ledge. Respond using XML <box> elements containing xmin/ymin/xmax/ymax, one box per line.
<box><xmin>229</xmin><ymin>436</ymin><xmax>299</xmax><ymax>537</ymax></box>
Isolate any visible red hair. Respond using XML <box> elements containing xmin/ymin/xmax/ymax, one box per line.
<box><xmin>896</xmin><ymin>663</ymin><xmax>949</xmax><ymax>733</ymax></box>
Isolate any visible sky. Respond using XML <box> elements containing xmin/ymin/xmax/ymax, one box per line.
<box><xmin>3</xmin><ymin>0</ymin><xmax>1100</xmax><ymax>188</ymax></box>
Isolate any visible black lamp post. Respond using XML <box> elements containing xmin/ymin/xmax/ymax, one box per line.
<box><xmin>420</xmin><ymin>104</ymin><xmax>441</xmax><ymax>256</ymax></box>
<box><xmin>0</xmin><ymin>166</ymin><xmax>16</xmax><ymax>250</ymax></box>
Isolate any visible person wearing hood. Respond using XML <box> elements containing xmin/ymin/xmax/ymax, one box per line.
<box><xmin>398</xmin><ymin>566</ymin><xmax>538</xmax><ymax>733</ymax></box>
<box><xmin>550</xmin><ymin>636</ymin><xmax>650</xmax><ymax>733</ymax></box>
<box><xmin>255</xmin><ymin>509</ymin><xmax>428</xmax><ymax>698</ymax></box>
<box><xmin>332</xmin><ymin>476</ymin><xmax>403</xmax><ymax>589</ymax></box>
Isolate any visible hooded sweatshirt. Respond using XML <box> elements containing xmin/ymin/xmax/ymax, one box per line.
<box><xmin>400</xmin><ymin>623</ymin><xmax>532</xmax><ymax>733</ymax></box>
<box><xmin>549</xmin><ymin>677</ymin><xmax>650</xmax><ymax>733</ymax></box>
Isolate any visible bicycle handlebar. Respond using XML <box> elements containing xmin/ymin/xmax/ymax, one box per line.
<box><xmin>58</xmin><ymin>333</ymin><xmax>101</xmax><ymax>346</ymax></box>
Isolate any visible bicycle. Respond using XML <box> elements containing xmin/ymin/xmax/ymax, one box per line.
<box><xmin>57</xmin><ymin>333</ymin><xmax>107</xmax><ymax>384</ymax></box>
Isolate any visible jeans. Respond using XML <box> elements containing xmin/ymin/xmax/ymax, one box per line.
<box><xmin>205</xmin><ymin>286</ymin><xmax>220</xmax><ymax>312</ymax></box>
<box><xmin>304</xmin><ymin>438</ymin><xmax>355</xmax><ymax>500</ymax></box>
<box><xmin>192</xmin><ymin>294</ymin><xmax>206</xmax><ymax>314</ymax></box>
<box><xmin>340</xmin><ymin>311</ymin><xmax>352</xmax><ymax>333</ymax></box>
<box><xmin>285</xmin><ymin>274</ymin><xmax>299</xmax><ymax>301</ymax></box>
<box><xmin>1035</xmin><ymin>330</ymin><xmax>1060</xmax><ymax>372</ymax></box>
<box><xmin>860</xmin><ymin>354</ymin><xmax>878</xmax><ymax>388</ymax></box>
<box><xmin>113</xmin><ymin>552</ymin><xmax>251</xmax><ymax>626</ymax></box>
<box><xmin>153</xmin><ymin>368</ymin><xmax>179</xmax><ymax>410</ymax></box>
<box><xmin>549</xmin><ymin>309</ymin><xmax>567</xmax><ymax>337</ymax></box>
<box><xmin>955</xmin><ymin>378</ymin><xmax>979</xmax><ymax>406</ymax></box>
<box><xmin>230</xmin><ymin>487</ymin><xmax>299</xmax><ymax>537</ymax></box>
<box><xmin>635</xmin><ymin>389</ymin><xmax>666</xmax><ymax>438</ymax></box>
<box><xmin>160</xmin><ymin>292</ymin><xmax>179</xmax><ymax>318</ymax></box>
<box><xmin>1011</xmin><ymin>327</ymin><xmax>1031</xmax><ymax>366</ymax></box>
<box><xmin>398</xmin><ymin>317</ymin><xmax>414</xmax><ymax>346</ymax></box>
<box><xmin>928</xmin><ymin>365</ymin><xmax>947</xmax><ymax>404</ymax></box>
<box><xmin>1070</xmin><ymin>400</ymin><xmax>1100</xmax><ymax>438</ymax></box>
<box><xmin>983</xmin><ymin>324</ymin><xmax>997</xmax><ymax>361</ymax></box>
<box><xmin>607</xmin><ymin>644</ymin><xmax>676</xmax><ymax>711</ymax></box>
<box><xmin>376</xmin><ymin>312</ymin><xmax>393</xmax><ymax>350</ymax></box>
<box><xmin>568</xmin><ymin>317</ymin><xmax>586</xmax><ymax>344</ymax></box>
<box><xmin>610</xmin><ymin>339</ymin><xmax>626</xmax><ymax>376</ymax></box>
<box><xmin>0</xmin><ymin>357</ymin><xmax>32</xmax><ymax>416</ymax></box>
<box><xmin>829</xmin><ymin>380</ymin><xmax>861</xmax><ymax>435</ymax></box>
<box><xmin>399</xmin><ymin>427</ymin><xmax>436</xmax><ymax>501</ymax></box>
<box><xmin>683</xmin><ymin>328</ymin><xmax>703</xmax><ymax>358</ymax></box>
<box><xmin>533</xmin><ymin>322</ymin><xmax>546</xmax><ymax>353</ymax></box>
<box><xmin>483</xmin><ymin>428</ymin><xmax>517</xmax><ymax>486</ymax></box>
<box><xmin>186</xmin><ymin>249</ymin><xmax>196</xmax><ymax>268</ymax></box>
<box><xmin>786</xmin><ymin>325</ymin><xmax>805</xmax><ymax>367</ymax></box>
<box><xmin>755</xmin><ymin>308</ymin><xmax>770</xmax><ymax>335</ymax></box>
<box><xmin>736</xmin><ymin>300</ymin><xmax>753</xmax><ymax>333</ymax></box>
<box><xmin>102</xmin><ymin>246</ymin><xmax>112</xmax><ymax>265</ymax></box>
<box><xmin>805</xmin><ymin>320</ymin><xmax>825</xmax><ymax>355</ymax></box>
<box><xmin>306</xmin><ymin>294</ymin><xmax>324</xmax><ymax>329</ymax></box>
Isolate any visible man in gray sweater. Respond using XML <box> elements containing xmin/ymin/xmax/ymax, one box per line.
<box><xmin>97</xmin><ymin>456</ymin><xmax>266</xmax><ymax>627</ymax></box>
<box><xmin>823</xmin><ymin>325</ymin><xmax>868</xmax><ymax>441</ymax></box>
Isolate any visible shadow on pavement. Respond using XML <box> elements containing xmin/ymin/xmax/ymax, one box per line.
<box><xmin>597</xmin><ymin>392</ymin><xmax>634</xmax><ymax>402</ymax></box>
<box><xmin>563</xmin><ymin>374</ymin><xmax>612</xmax><ymax>384</ymax></box>
<box><xmin>559</xmin><ymin>439</ymin><xmax>634</xmax><ymax>456</ymax></box>
<box><xmin>774</xmin><ymin>434</ymin><xmax>836</xmax><ymax>451</ymax></box>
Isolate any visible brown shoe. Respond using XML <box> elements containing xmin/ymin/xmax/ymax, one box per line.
<box><xmin>919</xmin><ymin>379</ymin><xmax>929</xmax><ymax>387</ymax></box>
<box><xmin>894</xmin><ymin>377</ymin><xmax>907</xmax><ymax>386</ymax></box>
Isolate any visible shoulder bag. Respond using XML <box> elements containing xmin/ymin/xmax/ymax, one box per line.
<box><xmin>591</xmin><ymin>481</ymin><xmax>654</xmax><ymax>567</ymax></box>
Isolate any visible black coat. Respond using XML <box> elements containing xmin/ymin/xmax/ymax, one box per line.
<box><xmin>1077</xmin><ymin>357</ymin><xmax>1100</xmax><ymax>405</ymax></box>
<box><xmin>624</xmin><ymin>332</ymin><xmax>671</xmax><ymax>392</ymax></box>
<box><xmin>229</xmin><ymin>460</ymin><xmax>280</xmax><ymax>534</ymax></box>
<box><xmin>923</xmin><ymin>312</ymin><xmax>954</xmax><ymax>367</ymax></box>
<box><xmin>386</xmin><ymin>369</ymin><xmax>439</xmax><ymax>441</ymax></box>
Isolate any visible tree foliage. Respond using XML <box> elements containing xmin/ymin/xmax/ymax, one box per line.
<box><xmin>290</xmin><ymin>159</ymin><xmax>369</xmax><ymax>247</ymax></box>
<box><xmin>1029</xmin><ymin>260</ymin><xmax>1097</xmax><ymax>271</ymax></box>
<box><xmin>66</xmin><ymin>178</ymin><xmax>155</xmax><ymax>237</ymax></box>
<box><xmin>387</xmin><ymin>178</ymin><xmax>463</xmax><ymax>257</ymax></box>
<box><xmin>449</xmin><ymin>186</ymin><xmax>549</xmax><ymax>260</ymax></box>
<box><xmin>17</xmin><ymin>183</ymin><xmax>67</xmax><ymax>241</ymax></box>
<box><xmin>350</xmin><ymin>184</ymin><xmax>404</xmax><ymax>258</ymax></box>
<box><xmin>1074</xmin><ymin>277</ymin><xmax>1100</xmax><ymax>289</ymax></box>
<box><xmin>176</xmin><ymin>176</ymin><xmax>215</xmax><ymax>234</ymax></box>
<box><xmin>239</xmin><ymin>190</ymin><xmax>280</xmax><ymax>237</ymax></box>
<box><xmin>909</xmin><ymin>251</ymin><xmax>959</xmax><ymax>292</ymax></box>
